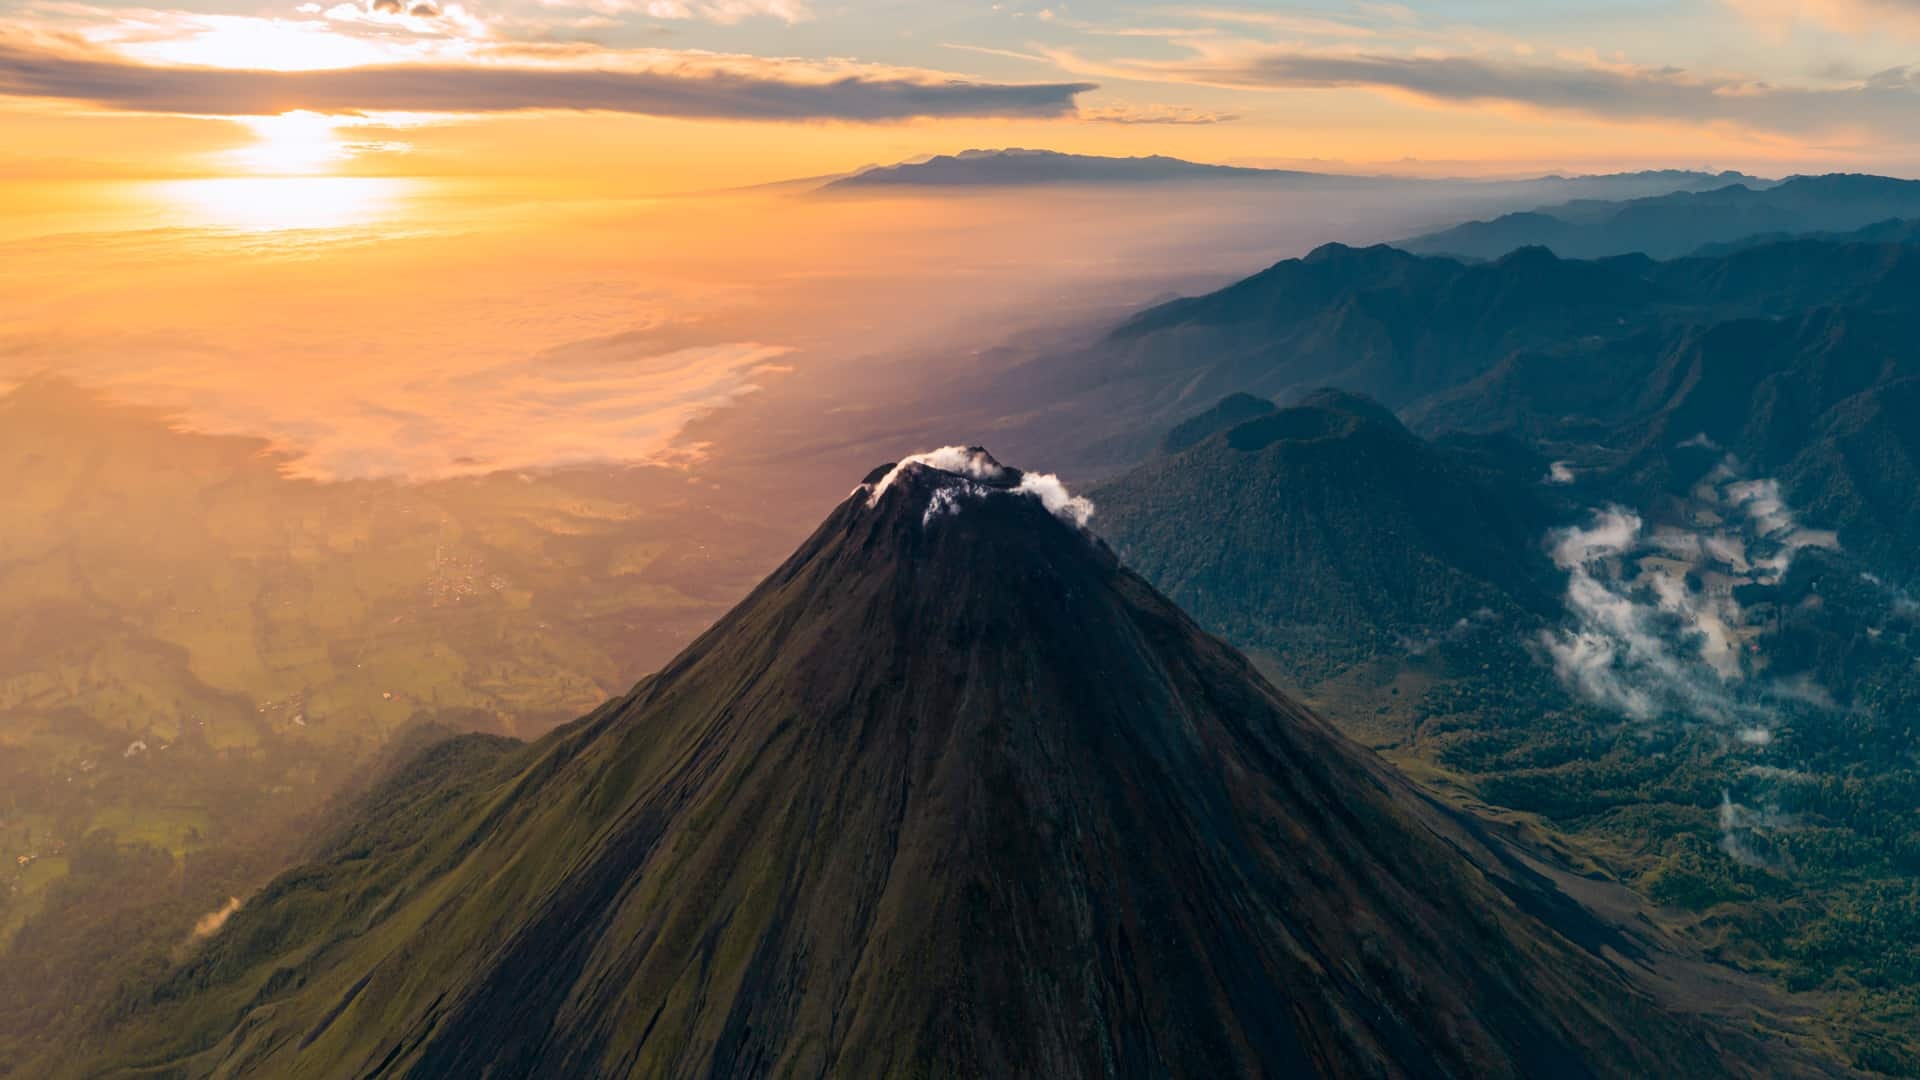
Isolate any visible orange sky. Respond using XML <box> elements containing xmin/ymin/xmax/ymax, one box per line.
<box><xmin>4</xmin><ymin>0</ymin><xmax>1920</xmax><ymax>191</ymax></box>
<box><xmin>4</xmin><ymin>0</ymin><xmax>1919</xmax><ymax>484</ymax></box>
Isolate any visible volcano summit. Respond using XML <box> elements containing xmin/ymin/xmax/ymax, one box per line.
<box><xmin>90</xmin><ymin>451</ymin><xmax>1803</xmax><ymax>1078</ymax></box>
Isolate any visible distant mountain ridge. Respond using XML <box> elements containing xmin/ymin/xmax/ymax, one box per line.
<box><xmin>823</xmin><ymin>148</ymin><xmax>1769</xmax><ymax>195</ymax></box>
<box><xmin>822</xmin><ymin>148</ymin><xmax>1339</xmax><ymax>189</ymax></box>
<box><xmin>1401</xmin><ymin>174</ymin><xmax>1920</xmax><ymax>260</ymax></box>
<box><xmin>1689</xmin><ymin>216</ymin><xmax>1920</xmax><ymax>257</ymax></box>
<box><xmin>971</xmin><ymin>231</ymin><xmax>1920</xmax><ymax>478</ymax></box>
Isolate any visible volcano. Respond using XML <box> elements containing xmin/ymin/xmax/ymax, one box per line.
<box><xmin>96</xmin><ymin>449</ymin><xmax>1799</xmax><ymax>1078</ymax></box>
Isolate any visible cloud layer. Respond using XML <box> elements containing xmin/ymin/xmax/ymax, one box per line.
<box><xmin>1182</xmin><ymin>49</ymin><xmax>1920</xmax><ymax>138</ymax></box>
<box><xmin>0</xmin><ymin>39</ymin><xmax>1093</xmax><ymax>120</ymax></box>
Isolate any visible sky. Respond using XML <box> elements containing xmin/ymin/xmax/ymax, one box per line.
<box><xmin>4</xmin><ymin>0</ymin><xmax>1920</xmax><ymax>188</ymax></box>
<box><xmin>4</xmin><ymin>0</ymin><xmax>1919</xmax><ymax>486</ymax></box>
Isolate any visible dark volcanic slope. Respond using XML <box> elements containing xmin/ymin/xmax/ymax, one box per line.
<box><xmin>95</xmin><ymin>453</ymin><xmax>1801</xmax><ymax>1078</ymax></box>
<box><xmin>1095</xmin><ymin>392</ymin><xmax>1559</xmax><ymax>674</ymax></box>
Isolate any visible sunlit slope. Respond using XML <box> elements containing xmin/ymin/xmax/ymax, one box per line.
<box><xmin>0</xmin><ymin>377</ymin><xmax>781</xmax><ymax>1055</ymax></box>
<box><xmin>0</xmin><ymin>378</ymin><xmax>771</xmax><ymax>749</ymax></box>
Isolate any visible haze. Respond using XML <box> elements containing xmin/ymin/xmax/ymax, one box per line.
<box><xmin>7</xmin><ymin>0</ymin><xmax>1920</xmax><ymax>1074</ymax></box>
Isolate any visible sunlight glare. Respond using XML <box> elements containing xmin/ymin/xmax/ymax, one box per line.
<box><xmin>231</xmin><ymin>112</ymin><xmax>346</xmax><ymax>176</ymax></box>
<box><xmin>114</xmin><ymin>15</ymin><xmax>402</xmax><ymax>71</ymax></box>
<box><xmin>145</xmin><ymin>177</ymin><xmax>414</xmax><ymax>233</ymax></box>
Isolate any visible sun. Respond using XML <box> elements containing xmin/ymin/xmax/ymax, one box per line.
<box><xmin>149</xmin><ymin>176</ymin><xmax>413</xmax><ymax>232</ymax></box>
<box><xmin>230</xmin><ymin>112</ymin><xmax>346</xmax><ymax>176</ymax></box>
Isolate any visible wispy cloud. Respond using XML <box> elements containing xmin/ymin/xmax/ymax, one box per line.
<box><xmin>1078</xmin><ymin>103</ymin><xmax>1236</xmax><ymax>125</ymax></box>
<box><xmin>576</xmin><ymin>0</ymin><xmax>811</xmax><ymax>24</ymax></box>
<box><xmin>1730</xmin><ymin>0</ymin><xmax>1920</xmax><ymax>37</ymax></box>
<box><xmin>0</xmin><ymin>37</ymin><xmax>1095</xmax><ymax>120</ymax></box>
<box><xmin>1155</xmin><ymin>6</ymin><xmax>1379</xmax><ymax>38</ymax></box>
<box><xmin>939</xmin><ymin>42</ymin><xmax>1054</xmax><ymax>65</ymax></box>
<box><xmin>1047</xmin><ymin>41</ymin><xmax>1920</xmax><ymax>143</ymax></box>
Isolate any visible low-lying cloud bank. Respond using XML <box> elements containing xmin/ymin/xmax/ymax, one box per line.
<box><xmin>0</xmin><ymin>40</ymin><xmax>1093</xmax><ymax>119</ymax></box>
<box><xmin>1539</xmin><ymin>454</ymin><xmax>1839</xmax><ymax>743</ymax></box>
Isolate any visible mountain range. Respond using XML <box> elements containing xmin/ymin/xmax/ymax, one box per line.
<box><xmin>821</xmin><ymin>148</ymin><xmax>1329</xmax><ymax>189</ymax></box>
<box><xmin>823</xmin><ymin>149</ymin><xmax>1767</xmax><ymax>200</ymax></box>
<box><xmin>75</xmin><ymin>452</ymin><xmax>1813</xmax><ymax>1078</ymax></box>
<box><xmin>1402</xmin><ymin>175</ymin><xmax>1920</xmax><ymax>260</ymax></box>
<box><xmin>966</xmin><ymin>227</ymin><xmax>1920</xmax><ymax>482</ymax></box>
<box><xmin>1023</xmin><ymin>200</ymin><xmax>1920</xmax><ymax>1072</ymax></box>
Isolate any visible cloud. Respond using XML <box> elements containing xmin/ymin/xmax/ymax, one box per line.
<box><xmin>1541</xmin><ymin>508</ymin><xmax>1732</xmax><ymax>723</ymax></box>
<box><xmin>1077</xmin><ymin>103</ymin><xmax>1237</xmax><ymax>125</ymax></box>
<box><xmin>869</xmin><ymin>446</ymin><xmax>1008</xmax><ymax>500</ymax></box>
<box><xmin>0</xmin><ymin>38</ymin><xmax>1095</xmax><ymax>120</ymax></box>
<box><xmin>1730</xmin><ymin>0</ymin><xmax>1920</xmax><ymax>37</ymax></box>
<box><xmin>864</xmin><ymin>446</ymin><xmax>1094</xmax><ymax>529</ymax></box>
<box><xmin>1054</xmin><ymin>42</ymin><xmax>1920</xmax><ymax>144</ymax></box>
<box><xmin>1719</xmin><ymin>792</ymin><xmax>1794</xmax><ymax>870</ymax></box>
<box><xmin>1014</xmin><ymin>469</ymin><xmax>1094</xmax><ymax>527</ymax></box>
<box><xmin>1149</xmin><ymin>6</ymin><xmax>1379</xmax><ymax>38</ymax></box>
<box><xmin>1863</xmin><ymin>572</ymin><xmax>1920</xmax><ymax>615</ymax></box>
<box><xmin>190</xmin><ymin>896</ymin><xmax>243</xmax><ymax>940</ymax></box>
<box><xmin>1539</xmin><ymin>458</ymin><xmax>1844</xmax><ymax>735</ymax></box>
<box><xmin>533</xmin><ymin>0</ymin><xmax>810</xmax><ymax>24</ymax></box>
<box><xmin>636</xmin><ymin>0</ymin><xmax>809</xmax><ymax>22</ymax></box>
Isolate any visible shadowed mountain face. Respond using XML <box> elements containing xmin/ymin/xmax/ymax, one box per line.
<box><xmin>86</xmin><ymin>452</ymin><xmax>1798</xmax><ymax>1079</ymax></box>
<box><xmin>1095</xmin><ymin>392</ymin><xmax>1560</xmax><ymax>678</ymax></box>
<box><xmin>980</xmin><ymin>243</ymin><xmax>1669</xmax><ymax>474</ymax></box>
<box><xmin>1401</xmin><ymin>175</ymin><xmax>1920</xmax><ymax>261</ymax></box>
<box><xmin>1689</xmin><ymin>216</ymin><xmax>1920</xmax><ymax>258</ymax></box>
<box><xmin>971</xmin><ymin>234</ymin><xmax>1920</xmax><ymax>479</ymax></box>
<box><xmin>1157</xmin><ymin>391</ymin><xmax>1278</xmax><ymax>455</ymax></box>
<box><xmin>1407</xmin><ymin>304</ymin><xmax>1920</xmax><ymax>583</ymax></box>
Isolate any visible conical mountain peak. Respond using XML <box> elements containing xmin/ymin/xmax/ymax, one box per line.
<box><xmin>90</xmin><ymin>455</ymin><xmax>1795</xmax><ymax>1079</ymax></box>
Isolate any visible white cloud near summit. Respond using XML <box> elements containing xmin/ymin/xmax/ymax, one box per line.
<box><xmin>866</xmin><ymin>446</ymin><xmax>1094</xmax><ymax>529</ymax></box>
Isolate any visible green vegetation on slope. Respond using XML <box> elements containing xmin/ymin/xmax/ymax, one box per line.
<box><xmin>0</xmin><ymin>379</ymin><xmax>785</xmax><ymax>1069</ymax></box>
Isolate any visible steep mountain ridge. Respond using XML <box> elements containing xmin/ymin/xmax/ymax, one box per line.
<box><xmin>1096</xmin><ymin>393</ymin><xmax>1560</xmax><ymax>678</ymax></box>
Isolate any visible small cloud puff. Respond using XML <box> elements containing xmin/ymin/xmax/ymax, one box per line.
<box><xmin>1015</xmin><ymin>470</ymin><xmax>1094</xmax><ymax>528</ymax></box>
